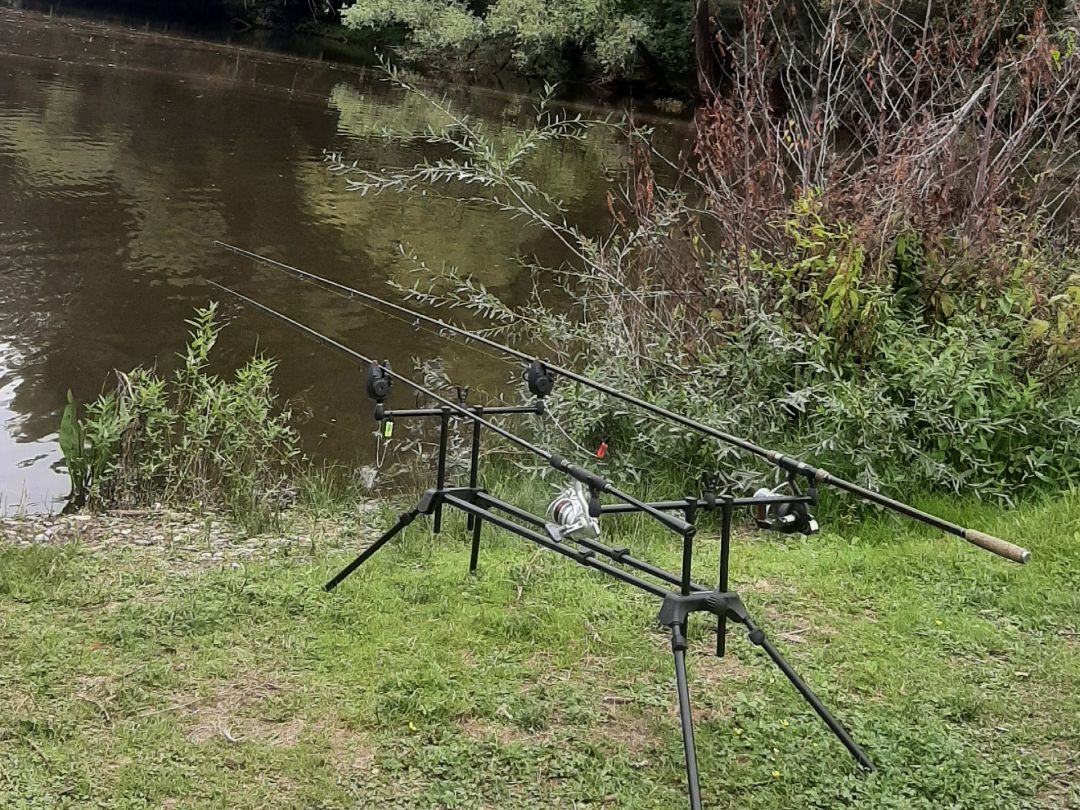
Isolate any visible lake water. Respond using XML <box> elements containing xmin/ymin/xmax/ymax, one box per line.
<box><xmin>0</xmin><ymin>7</ymin><xmax>686</xmax><ymax>513</ymax></box>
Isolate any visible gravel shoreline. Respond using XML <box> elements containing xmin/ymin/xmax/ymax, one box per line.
<box><xmin>0</xmin><ymin>506</ymin><xmax>379</xmax><ymax>568</ymax></box>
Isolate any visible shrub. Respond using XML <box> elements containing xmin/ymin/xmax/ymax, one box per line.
<box><xmin>59</xmin><ymin>305</ymin><xmax>298</xmax><ymax>530</ymax></box>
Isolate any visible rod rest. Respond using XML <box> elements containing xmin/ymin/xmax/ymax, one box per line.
<box><xmin>416</xmin><ymin>487</ymin><xmax>484</xmax><ymax>514</ymax></box>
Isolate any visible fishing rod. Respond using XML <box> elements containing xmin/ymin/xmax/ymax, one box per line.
<box><xmin>213</xmin><ymin>241</ymin><xmax>1032</xmax><ymax>565</ymax></box>
<box><xmin>206</xmin><ymin>281</ymin><xmax>691</xmax><ymax>537</ymax></box>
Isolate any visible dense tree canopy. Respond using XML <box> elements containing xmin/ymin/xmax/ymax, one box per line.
<box><xmin>340</xmin><ymin>0</ymin><xmax>1077</xmax><ymax>93</ymax></box>
<box><xmin>341</xmin><ymin>0</ymin><xmax>696</xmax><ymax>82</ymax></box>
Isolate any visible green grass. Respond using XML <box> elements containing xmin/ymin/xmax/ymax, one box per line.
<box><xmin>0</xmin><ymin>488</ymin><xmax>1078</xmax><ymax>809</ymax></box>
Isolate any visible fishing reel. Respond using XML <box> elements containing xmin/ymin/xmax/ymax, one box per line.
<box><xmin>752</xmin><ymin>478</ymin><xmax>819</xmax><ymax>535</ymax></box>
<box><xmin>545</xmin><ymin>480</ymin><xmax>601</xmax><ymax>543</ymax></box>
<box><xmin>524</xmin><ymin>360</ymin><xmax>555</xmax><ymax>398</ymax></box>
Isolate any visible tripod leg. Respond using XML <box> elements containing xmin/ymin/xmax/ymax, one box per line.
<box><xmin>670</xmin><ymin>624</ymin><xmax>704</xmax><ymax>810</ymax></box>
<box><xmin>468</xmin><ymin>512</ymin><xmax>482</xmax><ymax>575</ymax></box>
<box><xmin>715</xmin><ymin>498</ymin><xmax>732</xmax><ymax>658</ymax></box>
<box><xmin>324</xmin><ymin>508</ymin><xmax>421</xmax><ymax>591</ymax></box>
<box><xmin>742</xmin><ymin>616</ymin><xmax>875</xmax><ymax>771</ymax></box>
<box><xmin>433</xmin><ymin>409</ymin><xmax>450</xmax><ymax>534</ymax></box>
<box><xmin>466</xmin><ymin>418</ymin><xmax>481</xmax><ymax>532</ymax></box>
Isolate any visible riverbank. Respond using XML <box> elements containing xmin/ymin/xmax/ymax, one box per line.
<box><xmin>0</xmin><ymin>506</ymin><xmax>375</xmax><ymax>567</ymax></box>
<box><xmin>1</xmin><ymin>495</ymin><xmax>1077</xmax><ymax>807</ymax></box>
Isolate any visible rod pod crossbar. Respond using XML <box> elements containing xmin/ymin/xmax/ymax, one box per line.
<box><xmin>214</xmin><ymin>241</ymin><xmax>1031</xmax><ymax>565</ymax></box>
<box><xmin>210</xmin><ymin>282</ymin><xmax>875</xmax><ymax>809</ymax></box>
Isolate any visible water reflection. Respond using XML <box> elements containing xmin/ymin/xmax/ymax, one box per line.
<box><xmin>0</xmin><ymin>7</ymin><xmax>684</xmax><ymax>513</ymax></box>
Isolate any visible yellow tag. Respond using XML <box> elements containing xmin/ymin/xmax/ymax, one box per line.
<box><xmin>382</xmin><ymin>420</ymin><xmax>394</xmax><ymax>439</ymax></box>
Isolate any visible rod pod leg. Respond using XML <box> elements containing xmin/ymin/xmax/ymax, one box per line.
<box><xmin>670</xmin><ymin>623</ymin><xmax>704</xmax><ymax>810</ymax></box>
<box><xmin>324</xmin><ymin>508</ymin><xmax>422</xmax><ymax>591</ymax></box>
<box><xmin>715</xmin><ymin>498</ymin><xmax>732</xmax><ymax>657</ymax></box>
<box><xmin>433</xmin><ymin>409</ymin><xmax>450</xmax><ymax>534</ymax></box>
<box><xmin>740</xmin><ymin>616</ymin><xmax>875</xmax><ymax>772</ymax></box>
<box><xmin>466</xmin><ymin>416</ymin><xmax>482</xmax><ymax>533</ymax></box>
<box><xmin>658</xmin><ymin>590</ymin><xmax>875</xmax><ymax>776</ymax></box>
<box><xmin>468</xmin><ymin>508</ymin><xmax>482</xmax><ymax>575</ymax></box>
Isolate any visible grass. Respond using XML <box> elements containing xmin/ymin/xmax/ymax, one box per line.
<box><xmin>0</xmin><ymin>483</ymin><xmax>1078</xmax><ymax>809</ymax></box>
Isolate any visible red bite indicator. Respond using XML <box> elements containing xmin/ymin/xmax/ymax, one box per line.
<box><xmin>596</xmin><ymin>440</ymin><xmax>609</xmax><ymax>459</ymax></box>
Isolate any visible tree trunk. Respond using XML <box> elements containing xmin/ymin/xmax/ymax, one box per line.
<box><xmin>693</xmin><ymin>0</ymin><xmax>719</xmax><ymax>97</ymax></box>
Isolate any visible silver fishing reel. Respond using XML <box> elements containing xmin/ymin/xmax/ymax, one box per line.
<box><xmin>545</xmin><ymin>481</ymin><xmax>601</xmax><ymax>543</ymax></box>
<box><xmin>752</xmin><ymin>482</ymin><xmax>819</xmax><ymax>535</ymax></box>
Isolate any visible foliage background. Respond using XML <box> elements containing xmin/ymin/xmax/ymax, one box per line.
<box><xmin>328</xmin><ymin>0</ymin><xmax>1080</xmax><ymax>504</ymax></box>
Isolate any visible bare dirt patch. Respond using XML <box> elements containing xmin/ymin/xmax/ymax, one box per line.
<box><xmin>453</xmin><ymin>681</ymin><xmax>663</xmax><ymax>758</ymax></box>
<box><xmin>178</xmin><ymin>671</ymin><xmax>378</xmax><ymax>775</ymax></box>
<box><xmin>744</xmin><ymin>578</ymin><xmax>778</xmax><ymax>593</ymax></box>
<box><xmin>73</xmin><ymin>677</ymin><xmax>117</xmax><ymax>726</ymax></box>
<box><xmin>597</xmin><ymin>702</ymin><xmax>661</xmax><ymax>756</ymax></box>
<box><xmin>457</xmin><ymin>717</ymin><xmax>549</xmax><ymax>746</ymax></box>
<box><xmin>1</xmin><ymin>686</ymin><xmax>36</xmax><ymax>718</ymax></box>
<box><xmin>326</xmin><ymin>725</ymin><xmax>376</xmax><ymax>773</ymax></box>
<box><xmin>184</xmin><ymin>670</ymin><xmax>299</xmax><ymax>745</ymax></box>
<box><xmin>688</xmin><ymin>638</ymin><xmax>753</xmax><ymax>684</ymax></box>
<box><xmin>1034</xmin><ymin>742</ymin><xmax>1079</xmax><ymax>809</ymax></box>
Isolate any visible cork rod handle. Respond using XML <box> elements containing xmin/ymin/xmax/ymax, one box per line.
<box><xmin>963</xmin><ymin>529</ymin><xmax>1031</xmax><ymax>564</ymax></box>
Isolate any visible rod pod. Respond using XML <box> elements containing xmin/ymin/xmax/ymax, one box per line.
<box><xmin>211</xmin><ymin>280</ymin><xmax>879</xmax><ymax>809</ymax></box>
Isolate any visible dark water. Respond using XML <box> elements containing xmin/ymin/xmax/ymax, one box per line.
<box><xmin>0</xmin><ymin>8</ymin><xmax>685</xmax><ymax>513</ymax></box>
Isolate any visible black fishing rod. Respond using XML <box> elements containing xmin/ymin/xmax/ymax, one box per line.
<box><xmin>206</xmin><ymin>281</ymin><xmax>692</xmax><ymax>537</ymax></box>
<box><xmin>213</xmin><ymin>242</ymin><xmax>1032</xmax><ymax>565</ymax></box>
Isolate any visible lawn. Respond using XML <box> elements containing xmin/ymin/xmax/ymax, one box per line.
<box><xmin>0</xmin><ymin>491</ymin><xmax>1077</xmax><ymax>809</ymax></box>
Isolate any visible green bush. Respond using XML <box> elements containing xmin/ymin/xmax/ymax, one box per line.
<box><xmin>340</xmin><ymin>0</ymin><xmax>695</xmax><ymax>81</ymax></box>
<box><xmin>483</xmin><ymin>271</ymin><xmax>1080</xmax><ymax>501</ymax></box>
<box><xmin>59</xmin><ymin>305</ymin><xmax>298</xmax><ymax>530</ymax></box>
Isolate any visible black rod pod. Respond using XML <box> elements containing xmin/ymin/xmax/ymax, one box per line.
<box><xmin>213</xmin><ymin>241</ymin><xmax>1032</xmax><ymax>566</ymax></box>
<box><xmin>209</xmin><ymin>279</ymin><xmax>878</xmax><ymax>810</ymax></box>
<box><xmin>525</xmin><ymin>360</ymin><xmax>555</xmax><ymax>398</ymax></box>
